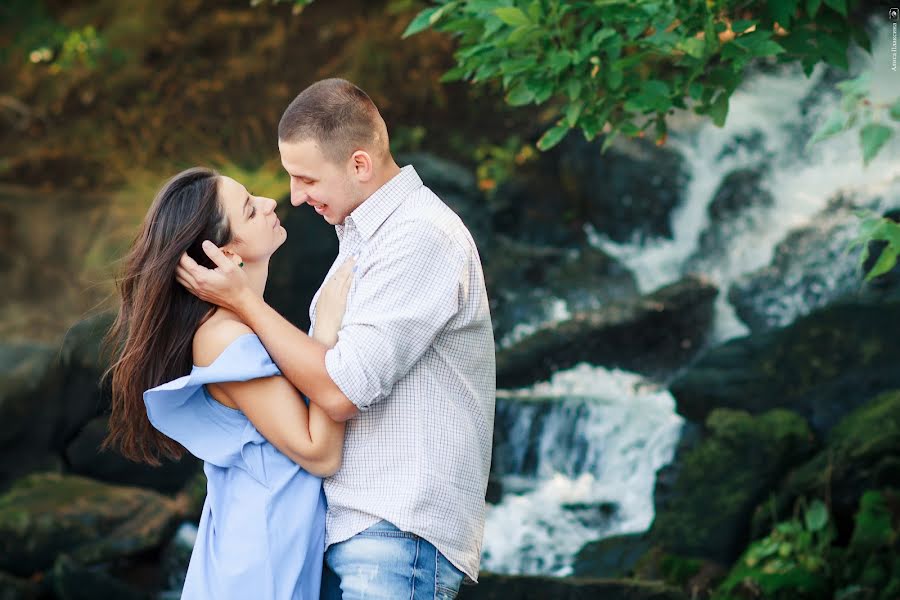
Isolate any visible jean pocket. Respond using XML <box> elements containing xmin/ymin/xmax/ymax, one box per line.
<box><xmin>356</xmin><ymin>519</ymin><xmax>418</xmax><ymax>539</ymax></box>
<box><xmin>434</xmin><ymin>552</ymin><xmax>464</xmax><ymax>599</ymax></box>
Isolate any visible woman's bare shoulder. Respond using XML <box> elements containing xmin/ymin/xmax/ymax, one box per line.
<box><xmin>193</xmin><ymin>313</ymin><xmax>254</xmax><ymax>368</ymax></box>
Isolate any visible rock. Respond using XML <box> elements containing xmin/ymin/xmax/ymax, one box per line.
<box><xmin>0</xmin><ymin>473</ymin><xmax>180</xmax><ymax>577</ymax></box>
<box><xmin>561</xmin><ymin>501</ymin><xmax>618</xmax><ymax>530</ymax></box>
<box><xmin>65</xmin><ymin>416</ymin><xmax>201</xmax><ymax>494</ymax></box>
<box><xmin>457</xmin><ymin>573</ymin><xmax>687</xmax><ymax>600</ymax></box>
<box><xmin>266</xmin><ymin>198</ymin><xmax>339</xmax><ymax>332</ymax></box>
<box><xmin>484</xmin><ymin>475</ymin><xmax>503</xmax><ymax>505</ymax></box>
<box><xmin>48</xmin><ymin>554</ymin><xmax>151</xmax><ymax>600</ymax></box>
<box><xmin>0</xmin><ymin>343</ymin><xmax>64</xmax><ymax>491</ymax></box>
<box><xmin>490</xmin><ymin>134</ymin><xmax>688</xmax><ymax>247</ymax></box>
<box><xmin>727</xmin><ymin>199</ymin><xmax>876</xmax><ymax>333</ymax></box>
<box><xmin>685</xmin><ymin>167</ymin><xmax>774</xmax><ymax>275</ymax></box>
<box><xmin>557</xmin><ymin>135</ymin><xmax>689</xmax><ymax>244</ymax></box>
<box><xmin>751</xmin><ymin>390</ymin><xmax>900</xmax><ymax>541</ymax></box>
<box><xmin>572</xmin><ymin>533</ymin><xmax>653</xmax><ymax>578</ymax></box>
<box><xmin>496</xmin><ymin>275</ymin><xmax>718</xmax><ymax>388</ymax></box>
<box><xmin>670</xmin><ymin>301</ymin><xmax>900</xmax><ymax>435</ymax></box>
<box><xmin>173</xmin><ymin>469</ymin><xmax>207</xmax><ymax>523</ymax></box>
<box><xmin>649</xmin><ymin>409</ymin><xmax>815</xmax><ymax>563</ymax></box>
<box><xmin>55</xmin><ymin>312</ymin><xmax>115</xmax><ymax>448</ymax></box>
<box><xmin>159</xmin><ymin>522</ymin><xmax>198</xmax><ymax>596</ymax></box>
<box><xmin>487</xmin><ymin>236</ymin><xmax>638</xmax><ymax>344</ymax></box>
<box><xmin>0</xmin><ymin>571</ymin><xmax>41</xmax><ymax>600</ymax></box>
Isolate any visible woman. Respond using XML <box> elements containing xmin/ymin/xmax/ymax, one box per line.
<box><xmin>103</xmin><ymin>167</ymin><xmax>351</xmax><ymax>599</ymax></box>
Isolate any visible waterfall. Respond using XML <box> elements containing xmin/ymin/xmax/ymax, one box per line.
<box><xmin>589</xmin><ymin>19</ymin><xmax>900</xmax><ymax>342</ymax></box>
<box><xmin>483</xmin><ymin>365</ymin><xmax>683</xmax><ymax>576</ymax></box>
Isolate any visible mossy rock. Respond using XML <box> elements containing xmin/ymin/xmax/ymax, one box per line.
<box><xmin>752</xmin><ymin>391</ymin><xmax>900</xmax><ymax>538</ymax></box>
<box><xmin>457</xmin><ymin>573</ymin><xmax>688</xmax><ymax>600</ymax></box>
<box><xmin>572</xmin><ymin>533</ymin><xmax>653</xmax><ymax>578</ymax></box>
<box><xmin>671</xmin><ymin>302</ymin><xmax>900</xmax><ymax>436</ymax></box>
<box><xmin>65</xmin><ymin>415</ymin><xmax>202</xmax><ymax>494</ymax></box>
<box><xmin>0</xmin><ymin>343</ymin><xmax>65</xmax><ymax>491</ymax></box>
<box><xmin>0</xmin><ymin>570</ymin><xmax>41</xmax><ymax>600</ymax></box>
<box><xmin>47</xmin><ymin>554</ymin><xmax>152</xmax><ymax>600</ymax></box>
<box><xmin>0</xmin><ymin>473</ymin><xmax>179</xmax><ymax>577</ymax></box>
<box><xmin>650</xmin><ymin>408</ymin><xmax>815</xmax><ymax>562</ymax></box>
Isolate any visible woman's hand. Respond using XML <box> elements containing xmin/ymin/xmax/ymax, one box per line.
<box><xmin>312</xmin><ymin>257</ymin><xmax>355</xmax><ymax>347</ymax></box>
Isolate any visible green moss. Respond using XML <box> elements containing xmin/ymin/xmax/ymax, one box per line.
<box><xmin>652</xmin><ymin>408</ymin><xmax>814</xmax><ymax>559</ymax></box>
<box><xmin>659</xmin><ymin>554</ymin><xmax>704</xmax><ymax>587</ymax></box>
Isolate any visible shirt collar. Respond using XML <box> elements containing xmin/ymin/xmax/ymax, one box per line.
<box><xmin>336</xmin><ymin>165</ymin><xmax>422</xmax><ymax>242</ymax></box>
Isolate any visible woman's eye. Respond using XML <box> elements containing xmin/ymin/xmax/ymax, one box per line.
<box><xmin>250</xmin><ymin>207</ymin><xmax>257</xmax><ymax>218</ymax></box>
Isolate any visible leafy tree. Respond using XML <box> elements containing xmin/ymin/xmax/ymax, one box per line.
<box><xmin>400</xmin><ymin>0</ymin><xmax>870</xmax><ymax>150</ymax></box>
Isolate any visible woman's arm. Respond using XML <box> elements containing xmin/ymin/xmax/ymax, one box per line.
<box><xmin>195</xmin><ymin>261</ymin><xmax>353</xmax><ymax>477</ymax></box>
<box><xmin>197</xmin><ymin>320</ymin><xmax>345</xmax><ymax>477</ymax></box>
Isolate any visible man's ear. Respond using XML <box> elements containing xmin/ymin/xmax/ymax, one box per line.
<box><xmin>350</xmin><ymin>150</ymin><xmax>373</xmax><ymax>182</ymax></box>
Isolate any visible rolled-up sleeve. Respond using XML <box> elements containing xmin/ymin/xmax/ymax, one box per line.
<box><xmin>325</xmin><ymin>221</ymin><xmax>466</xmax><ymax>411</ymax></box>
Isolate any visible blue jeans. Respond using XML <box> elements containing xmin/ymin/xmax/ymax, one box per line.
<box><xmin>321</xmin><ymin>520</ymin><xmax>465</xmax><ymax>600</ymax></box>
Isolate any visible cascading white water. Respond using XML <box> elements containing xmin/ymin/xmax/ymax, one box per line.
<box><xmin>590</xmin><ymin>20</ymin><xmax>900</xmax><ymax>342</ymax></box>
<box><xmin>482</xmin><ymin>365</ymin><xmax>683</xmax><ymax>576</ymax></box>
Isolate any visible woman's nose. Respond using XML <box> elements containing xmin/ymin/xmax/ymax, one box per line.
<box><xmin>263</xmin><ymin>197</ymin><xmax>277</xmax><ymax>214</ymax></box>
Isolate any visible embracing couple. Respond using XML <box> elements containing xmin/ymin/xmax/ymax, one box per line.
<box><xmin>103</xmin><ymin>78</ymin><xmax>496</xmax><ymax>599</ymax></box>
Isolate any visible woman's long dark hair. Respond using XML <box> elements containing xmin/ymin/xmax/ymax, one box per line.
<box><xmin>102</xmin><ymin>167</ymin><xmax>233</xmax><ymax>465</ymax></box>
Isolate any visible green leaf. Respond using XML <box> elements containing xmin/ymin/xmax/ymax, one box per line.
<box><xmin>677</xmin><ymin>37</ymin><xmax>706</xmax><ymax>59</ymax></box>
<box><xmin>866</xmin><ymin>244</ymin><xmax>897</xmax><ymax>280</ymax></box>
<box><xmin>607</xmin><ymin>67</ymin><xmax>623</xmax><ymax>90</ymax></box>
<box><xmin>494</xmin><ymin>7</ymin><xmax>531</xmax><ymax>27</ymax></box>
<box><xmin>808</xmin><ymin>110</ymin><xmax>848</xmax><ymax>146</ymax></box>
<box><xmin>537</xmin><ymin>122</ymin><xmax>569</xmax><ymax>151</ymax></box>
<box><xmin>806</xmin><ymin>0</ymin><xmax>822</xmax><ymax>16</ymax></box>
<box><xmin>506</xmin><ymin>25</ymin><xmax>537</xmax><ymax>44</ymax></box>
<box><xmin>804</xmin><ymin>500</ymin><xmax>829</xmax><ymax>532</ymax></box>
<box><xmin>566</xmin><ymin>79</ymin><xmax>583</xmax><ymax>101</ymax></box>
<box><xmin>860</xmin><ymin>123</ymin><xmax>893</xmax><ymax>166</ymax></box>
<box><xmin>403</xmin><ymin>7</ymin><xmax>438</xmax><ymax>38</ymax></box>
<box><xmin>890</xmin><ymin>98</ymin><xmax>900</xmax><ymax>121</ymax></box>
<box><xmin>731</xmin><ymin>20</ymin><xmax>757</xmax><ymax>33</ymax></box>
<box><xmin>767</xmin><ymin>0</ymin><xmax>798</xmax><ymax>28</ymax></box>
<box><xmin>506</xmin><ymin>83</ymin><xmax>535</xmax><ymax>106</ymax></box>
<box><xmin>823</xmin><ymin>0</ymin><xmax>846</xmax><ymax>16</ymax></box>
<box><xmin>592</xmin><ymin>28</ymin><xmax>616</xmax><ymax>47</ymax></box>
<box><xmin>439</xmin><ymin>64</ymin><xmax>470</xmax><ymax>83</ymax></box>
<box><xmin>565</xmin><ymin>100</ymin><xmax>585</xmax><ymax>126</ymax></box>
<box><xmin>710</xmin><ymin>93</ymin><xmax>730</xmax><ymax>127</ymax></box>
<box><xmin>688</xmin><ymin>81</ymin><xmax>703</xmax><ymax>100</ymax></box>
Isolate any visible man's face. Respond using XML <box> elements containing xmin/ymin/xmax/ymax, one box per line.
<box><xmin>278</xmin><ymin>138</ymin><xmax>361</xmax><ymax>226</ymax></box>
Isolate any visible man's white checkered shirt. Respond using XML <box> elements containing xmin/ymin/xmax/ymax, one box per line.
<box><xmin>309</xmin><ymin>165</ymin><xmax>495</xmax><ymax>582</ymax></box>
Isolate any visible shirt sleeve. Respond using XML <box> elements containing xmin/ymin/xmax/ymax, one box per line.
<box><xmin>324</xmin><ymin>221</ymin><xmax>466</xmax><ymax>411</ymax></box>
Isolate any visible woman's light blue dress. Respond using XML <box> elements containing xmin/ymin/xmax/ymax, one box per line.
<box><xmin>144</xmin><ymin>333</ymin><xmax>325</xmax><ymax>600</ymax></box>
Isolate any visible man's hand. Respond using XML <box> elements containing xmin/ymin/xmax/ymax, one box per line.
<box><xmin>312</xmin><ymin>257</ymin><xmax>356</xmax><ymax>347</ymax></box>
<box><xmin>175</xmin><ymin>241</ymin><xmax>255</xmax><ymax>313</ymax></box>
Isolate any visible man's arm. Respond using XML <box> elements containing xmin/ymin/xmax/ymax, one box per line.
<box><xmin>176</xmin><ymin>242</ymin><xmax>359</xmax><ymax>422</ymax></box>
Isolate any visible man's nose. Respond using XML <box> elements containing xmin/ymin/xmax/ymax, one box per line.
<box><xmin>290</xmin><ymin>179</ymin><xmax>308</xmax><ymax>207</ymax></box>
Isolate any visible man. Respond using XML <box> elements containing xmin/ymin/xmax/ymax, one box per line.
<box><xmin>176</xmin><ymin>78</ymin><xmax>496</xmax><ymax>599</ymax></box>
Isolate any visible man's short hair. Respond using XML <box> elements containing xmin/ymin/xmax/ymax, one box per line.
<box><xmin>278</xmin><ymin>78</ymin><xmax>386</xmax><ymax>164</ymax></box>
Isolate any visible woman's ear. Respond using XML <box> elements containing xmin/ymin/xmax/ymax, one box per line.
<box><xmin>221</xmin><ymin>247</ymin><xmax>243</xmax><ymax>267</ymax></box>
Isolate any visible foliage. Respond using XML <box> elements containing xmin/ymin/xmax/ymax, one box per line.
<box><xmin>472</xmin><ymin>135</ymin><xmax>537</xmax><ymax>193</ymax></box>
<box><xmin>847</xmin><ymin>210</ymin><xmax>900</xmax><ymax>281</ymax></box>
<box><xmin>715</xmin><ymin>498</ymin><xmax>833</xmax><ymax>600</ymax></box>
<box><xmin>400</xmin><ymin>0</ymin><xmax>869</xmax><ymax>150</ymax></box>
<box><xmin>807</xmin><ymin>71</ymin><xmax>900</xmax><ymax>280</ymax></box>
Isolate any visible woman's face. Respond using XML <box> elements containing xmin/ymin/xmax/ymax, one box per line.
<box><xmin>217</xmin><ymin>175</ymin><xmax>286</xmax><ymax>264</ymax></box>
